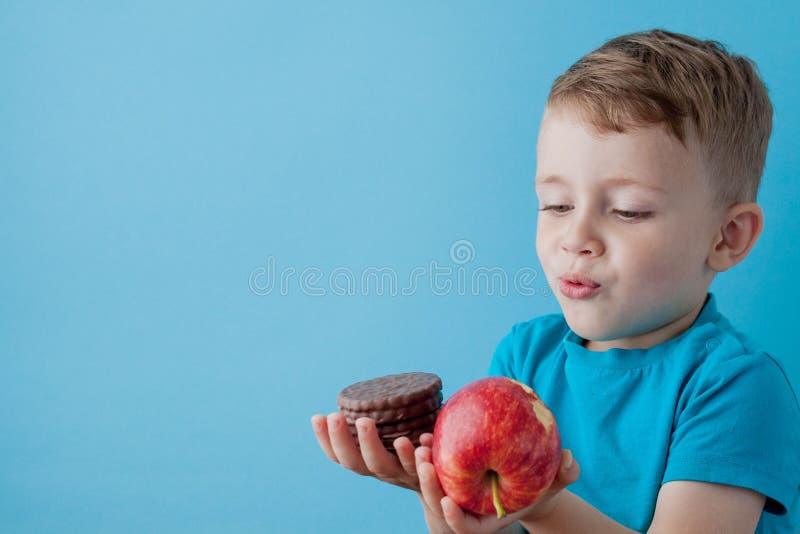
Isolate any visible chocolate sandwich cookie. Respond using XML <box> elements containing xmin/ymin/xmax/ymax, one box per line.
<box><xmin>347</xmin><ymin>409</ymin><xmax>440</xmax><ymax>436</ymax></box>
<box><xmin>337</xmin><ymin>372</ymin><xmax>443</xmax><ymax>453</ymax></box>
<box><xmin>338</xmin><ymin>372</ymin><xmax>442</xmax><ymax>412</ymax></box>
<box><xmin>341</xmin><ymin>392</ymin><xmax>443</xmax><ymax>424</ymax></box>
<box><xmin>382</xmin><ymin>427</ymin><xmax>432</xmax><ymax>452</ymax></box>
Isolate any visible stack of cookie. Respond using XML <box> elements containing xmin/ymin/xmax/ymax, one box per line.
<box><xmin>337</xmin><ymin>372</ymin><xmax>443</xmax><ymax>453</ymax></box>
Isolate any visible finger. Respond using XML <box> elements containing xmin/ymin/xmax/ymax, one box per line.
<box><xmin>417</xmin><ymin>451</ymin><xmax>446</xmax><ymax>516</ymax></box>
<box><xmin>441</xmin><ymin>496</ymin><xmax>472</xmax><ymax>534</ymax></box>
<box><xmin>416</xmin><ymin>443</ymin><xmax>432</xmax><ymax>464</ymax></box>
<box><xmin>443</xmin><ymin>495</ymin><xmax>517</xmax><ymax>534</ymax></box>
<box><xmin>419</xmin><ymin>432</ymin><xmax>433</xmax><ymax>448</ymax></box>
<box><xmin>311</xmin><ymin>414</ymin><xmax>339</xmax><ymax>463</ymax></box>
<box><xmin>560</xmin><ymin>449</ymin><xmax>581</xmax><ymax>485</ymax></box>
<box><xmin>357</xmin><ymin>418</ymin><xmax>403</xmax><ymax>479</ymax></box>
<box><xmin>549</xmin><ymin>449</ymin><xmax>581</xmax><ymax>493</ymax></box>
<box><xmin>327</xmin><ymin>412</ymin><xmax>369</xmax><ymax>474</ymax></box>
<box><xmin>393</xmin><ymin>436</ymin><xmax>417</xmax><ymax>478</ymax></box>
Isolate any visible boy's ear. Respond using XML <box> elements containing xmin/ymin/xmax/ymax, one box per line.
<box><xmin>707</xmin><ymin>202</ymin><xmax>764</xmax><ymax>273</ymax></box>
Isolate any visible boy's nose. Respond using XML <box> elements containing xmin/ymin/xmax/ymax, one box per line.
<box><xmin>560</xmin><ymin>217</ymin><xmax>604</xmax><ymax>257</ymax></box>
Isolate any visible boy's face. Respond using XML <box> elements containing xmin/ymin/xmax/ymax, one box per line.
<box><xmin>534</xmin><ymin>105</ymin><xmax>720</xmax><ymax>350</ymax></box>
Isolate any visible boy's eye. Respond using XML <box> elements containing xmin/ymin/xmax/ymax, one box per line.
<box><xmin>539</xmin><ymin>205</ymin><xmax>653</xmax><ymax>222</ymax></box>
<box><xmin>539</xmin><ymin>204</ymin><xmax>572</xmax><ymax>214</ymax></box>
<box><xmin>613</xmin><ymin>209</ymin><xmax>653</xmax><ymax>221</ymax></box>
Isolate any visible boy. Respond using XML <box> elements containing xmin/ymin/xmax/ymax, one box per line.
<box><xmin>311</xmin><ymin>29</ymin><xmax>800</xmax><ymax>533</ymax></box>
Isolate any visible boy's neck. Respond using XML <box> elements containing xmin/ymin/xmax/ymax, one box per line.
<box><xmin>582</xmin><ymin>297</ymin><xmax>708</xmax><ymax>352</ymax></box>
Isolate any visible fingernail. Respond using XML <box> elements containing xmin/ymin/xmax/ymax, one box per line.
<box><xmin>564</xmin><ymin>450</ymin><xmax>574</xmax><ymax>469</ymax></box>
<box><xmin>330</xmin><ymin>416</ymin><xmax>341</xmax><ymax>430</ymax></box>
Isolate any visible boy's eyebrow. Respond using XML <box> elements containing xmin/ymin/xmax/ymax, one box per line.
<box><xmin>534</xmin><ymin>174</ymin><xmax>668</xmax><ymax>195</ymax></box>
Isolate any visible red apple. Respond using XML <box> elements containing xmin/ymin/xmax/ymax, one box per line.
<box><xmin>432</xmin><ymin>376</ymin><xmax>561</xmax><ymax>518</ymax></box>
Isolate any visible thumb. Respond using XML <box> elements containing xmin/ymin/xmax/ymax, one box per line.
<box><xmin>549</xmin><ymin>449</ymin><xmax>580</xmax><ymax>493</ymax></box>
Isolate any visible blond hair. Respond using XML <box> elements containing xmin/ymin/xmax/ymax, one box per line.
<box><xmin>547</xmin><ymin>29</ymin><xmax>772</xmax><ymax>208</ymax></box>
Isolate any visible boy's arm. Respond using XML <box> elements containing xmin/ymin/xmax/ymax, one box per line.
<box><xmin>518</xmin><ymin>481</ymin><xmax>764</xmax><ymax>534</ymax></box>
<box><xmin>646</xmin><ymin>481</ymin><xmax>765</xmax><ymax>534</ymax></box>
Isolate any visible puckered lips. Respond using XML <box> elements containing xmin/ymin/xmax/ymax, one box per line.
<box><xmin>558</xmin><ymin>272</ymin><xmax>601</xmax><ymax>299</ymax></box>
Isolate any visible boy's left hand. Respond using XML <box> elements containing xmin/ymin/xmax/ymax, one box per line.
<box><xmin>415</xmin><ymin>443</ymin><xmax>580</xmax><ymax>534</ymax></box>
<box><xmin>311</xmin><ymin>412</ymin><xmax>430</xmax><ymax>491</ymax></box>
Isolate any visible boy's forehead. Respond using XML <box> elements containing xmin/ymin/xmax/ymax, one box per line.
<box><xmin>538</xmin><ymin>104</ymin><xmax>678</xmax><ymax>145</ymax></box>
<box><xmin>535</xmin><ymin>105</ymin><xmax>706</xmax><ymax>192</ymax></box>
<box><xmin>535</xmin><ymin>173</ymin><xmax>669</xmax><ymax>196</ymax></box>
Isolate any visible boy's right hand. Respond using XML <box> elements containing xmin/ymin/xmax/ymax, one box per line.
<box><xmin>416</xmin><ymin>445</ymin><xmax>580</xmax><ymax>534</ymax></box>
<box><xmin>310</xmin><ymin>412</ymin><xmax>431</xmax><ymax>491</ymax></box>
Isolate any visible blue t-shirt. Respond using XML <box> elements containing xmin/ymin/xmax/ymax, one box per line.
<box><xmin>488</xmin><ymin>293</ymin><xmax>800</xmax><ymax>533</ymax></box>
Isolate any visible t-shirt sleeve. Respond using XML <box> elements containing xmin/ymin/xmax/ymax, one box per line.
<box><xmin>663</xmin><ymin>351</ymin><xmax>800</xmax><ymax>516</ymax></box>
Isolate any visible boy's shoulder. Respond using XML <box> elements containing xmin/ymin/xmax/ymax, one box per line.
<box><xmin>667</xmin><ymin>299</ymin><xmax>799</xmax><ymax>412</ymax></box>
<box><xmin>686</xmin><ymin>301</ymin><xmax>788</xmax><ymax>376</ymax></box>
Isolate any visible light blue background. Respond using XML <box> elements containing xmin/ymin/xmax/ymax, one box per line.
<box><xmin>2</xmin><ymin>2</ymin><xmax>798</xmax><ymax>532</ymax></box>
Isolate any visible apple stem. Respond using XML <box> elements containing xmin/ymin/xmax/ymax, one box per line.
<box><xmin>490</xmin><ymin>471</ymin><xmax>506</xmax><ymax>519</ymax></box>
